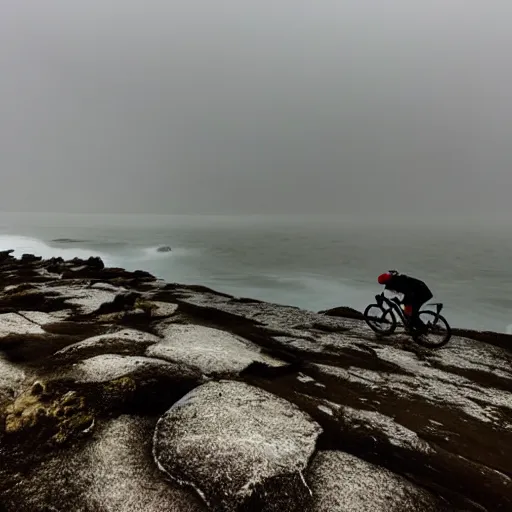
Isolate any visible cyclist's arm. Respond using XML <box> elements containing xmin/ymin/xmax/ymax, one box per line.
<box><xmin>384</xmin><ymin>289</ymin><xmax>404</xmax><ymax>302</ymax></box>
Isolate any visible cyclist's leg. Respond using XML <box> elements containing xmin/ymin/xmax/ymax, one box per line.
<box><xmin>411</xmin><ymin>294</ymin><xmax>433</xmax><ymax>332</ymax></box>
<box><xmin>403</xmin><ymin>295</ymin><xmax>424</xmax><ymax>332</ymax></box>
<box><xmin>411</xmin><ymin>301</ymin><xmax>426</xmax><ymax>331</ymax></box>
<box><xmin>402</xmin><ymin>295</ymin><xmax>414</xmax><ymax>329</ymax></box>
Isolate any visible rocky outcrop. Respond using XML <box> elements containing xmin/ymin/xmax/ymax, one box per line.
<box><xmin>21</xmin><ymin>254</ymin><xmax>42</xmax><ymax>263</ymax></box>
<box><xmin>318</xmin><ymin>305</ymin><xmax>364</xmax><ymax>320</ymax></box>
<box><xmin>0</xmin><ymin>253</ymin><xmax>510</xmax><ymax>511</ymax></box>
<box><xmin>0</xmin><ymin>249</ymin><xmax>14</xmax><ymax>263</ymax></box>
<box><xmin>451</xmin><ymin>327</ymin><xmax>512</xmax><ymax>351</ymax></box>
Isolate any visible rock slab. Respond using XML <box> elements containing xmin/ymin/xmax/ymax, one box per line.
<box><xmin>0</xmin><ymin>416</ymin><xmax>205</xmax><ymax>512</ymax></box>
<box><xmin>307</xmin><ymin>450</ymin><xmax>445</xmax><ymax>512</ymax></box>
<box><xmin>153</xmin><ymin>380</ymin><xmax>322</xmax><ymax>511</ymax></box>
<box><xmin>148</xmin><ymin>323</ymin><xmax>284</xmax><ymax>376</ymax></box>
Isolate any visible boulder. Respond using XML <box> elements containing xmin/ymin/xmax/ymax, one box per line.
<box><xmin>58</xmin><ymin>354</ymin><xmax>203</xmax><ymax>415</ymax></box>
<box><xmin>86</xmin><ymin>256</ymin><xmax>105</xmax><ymax>270</ymax></box>
<box><xmin>69</xmin><ymin>257</ymin><xmax>87</xmax><ymax>266</ymax></box>
<box><xmin>94</xmin><ymin>292</ymin><xmax>140</xmax><ymax>315</ymax></box>
<box><xmin>47</xmin><ymin>257</ymin><xmax>65</xmax><ymax>264</ymax></box>
<box><xmin>55</xmin><ymin>329</ymin><xmax>160</xmax><ymax>360</ymax></box>
<box><xmin>147</xmin><ymin>323</ymin><xmax>284</xmax><ymax>376</ymax></box>
<box><xmin>307</xmin><ymin>450</ymin><xmax>446</xmax><ymax>511</ymax></box>
<box><xmin>47</xmin><ymin>285</ymin><xmax>123</xmax><ymax>316</ymax></box>
<box><xmin>318</xmin><ymin>306</ymin><xmax>364</xmax><ymax>320</ymax></box>
<box><xmin>21</xmin><ymin>254</ymin><xmax>42</xmax><ymax>263</ymax></box>
<box><xmin>0</xmin><ymin>249</ymin><xmax>15</xmax><ymax>263</ymax></box>
<box><xmin>153</xmin><ymin>380</ymin><xmax>322</xmax><ymax>511</ymax></box>
<box><xmin>46</xmin><ymin>257</ymin><xmax>66</xmax><ymax>274</ymax></box>
<box><xmin>0</xmin><ymin>313</ymin><xmax>45</xmax><ymax>339</ymax></box>
<box><xmin>61</xmin><ymin>354</ymin><xmax>196</xmax><ymax>385</ymax></box>
<box><xmin>0</xmin><ymin>289</ymin><xmax>68</xmax><ymax>312</ymax></box>
<box><xmin>132</xmin><ymin>269</ymin><xmax>156</xmax><ymax>279</ymax></box>
<box><xmin>0</xmin><ymin>416</ymin><xmax>206</xmax><ymax>511</ymax></box>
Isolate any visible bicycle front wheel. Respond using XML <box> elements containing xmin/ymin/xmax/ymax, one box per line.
<box><xmin>363</xmin><ymin>304</ymin><xmax>396</xmax><ymax>335</ymax></box>
<box><xmin>413</xmin><ymin>310</ymin><xmax>452</xmax><ymax>348</ymax></box>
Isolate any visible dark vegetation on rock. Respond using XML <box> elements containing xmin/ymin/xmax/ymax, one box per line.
<box><xmin>0</xmin><ymin>251</ymin><xmax>510</xmax><ymax>511</ymax></box>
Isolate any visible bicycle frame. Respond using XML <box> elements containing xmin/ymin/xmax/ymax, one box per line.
<box><xmin>375</xmin><ymin>294</ymin><xmax>408</xmax><ymax>326</ymax></box>
<box><xmin>375</xmin><ymin>293</ymin><xmax>444</xmax><ymax>326</ymax></box>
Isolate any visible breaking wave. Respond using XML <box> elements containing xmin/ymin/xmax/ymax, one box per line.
<box><xmin>0</xmin><ymin>235</ymin><xmax>194</xmax><ymax>274</ymax></box>
<box><xmin>0</xmin><ymin>235</ymin><xmax>114</xmax><ymax>265</ymax></box>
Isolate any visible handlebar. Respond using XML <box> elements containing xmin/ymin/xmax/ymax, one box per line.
<box><xmin>376</xmin><ymin>293</ymin><xmax>404</xmax><ymax>311</ymax></box>
<box><xmin>376</xmin><ymin>292</ymin><xmax>444</xmax><ymax>314</ymax></box>
<box><xmin>377</xmin><ymin>292</ymin><xmax>402</xmax><ymax>303</ymax></box>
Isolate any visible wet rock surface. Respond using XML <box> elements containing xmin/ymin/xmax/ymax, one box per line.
<box><xmin>148</xmin><ymin>323</ymin><xmax>285</xmax><ymax>376</ymax></box>
<box><xmin>307</xmin><ymin>450</ymin><xmax>447</xmax><ymax>512</ymax></box>
<box><xmin>154</xmin><ymin>380</ymin><xmax>321</xmax><ymax>511</ymax></box>
<box><xmin>0</xmin><ymin>415</ymin><xmax>206</xmax><ymax>512</ymax></box>
<box><xmin>0</xmin><ymin>253</ymin><xmax>510</xmax><ymax>511</ymax></box>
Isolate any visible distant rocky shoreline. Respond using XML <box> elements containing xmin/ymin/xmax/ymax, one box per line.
<box><xmin>0</xmin><ymin>250</ymin><xmax>510</xmax><ymax>511</ymax></box>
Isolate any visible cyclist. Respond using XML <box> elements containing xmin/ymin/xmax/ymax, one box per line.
<box><xmin>377</xmin><ymin>270</ymin><xmax>433</xmax><ymax>332</ymax></box>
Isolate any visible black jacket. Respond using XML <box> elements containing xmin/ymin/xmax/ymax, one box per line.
<box><xmin>385</xmin><ymin>274</ymin><xmax>433</xmax><ymax>301</ymax></box>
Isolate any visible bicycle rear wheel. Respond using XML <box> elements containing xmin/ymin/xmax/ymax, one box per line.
<box><xmin>413</xmin><ymin>310</ymin><xmax>452</xmax><ymax>348</ymax></box>
<box><xmin>363</xmin><ymin>304</ymin><xmax>396</xmax><ymax>335</ymax></box>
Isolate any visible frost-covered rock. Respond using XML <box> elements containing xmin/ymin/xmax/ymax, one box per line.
<box><xmin>64</xmin><ymin>288</ymin><xmax>120</xmax><ymax>315</ymax></box>
<box><xmin>151</xmin><ymin>301</ymin><xmax>179</xmax><ymax>317</ymax></box>
<box><xmin>55</xmin><ymin>354</ymin><xmax>203</xmax><ymax>417</ymax></box>
<box><xmin>0</xmin><ymin>356</ymin><xmax>24</xmax><ymax>396</ymax></box>
<box><xmin>0</xmin><ymin>416</ymin><xmax>206</xmax><ymax>512</ymax></box>
<box><xmin>0</xmin><ymin>313</ymin><xmax>44</xmax><ymax>338</ymax></box>
<box><xmin>148</xmin><ymin>323</ymin><xmax>284</xmax><ymax>376</ymax></box>
<box><xmin>62</xmin><ymin>354</ymin><xmax>197</xmax><ymax>384</ymax></box>
<box><xmin>153</xmin><ymin>380</ymin><xmax>322</xmax><ymax>511</ymax></box>
<box><xmin>63</xmin><ymin>354</ymin><xmax>170</xmax><ymax>383</ymax></box>
<box><xmin>84</xmin><ymin>416</ymin><xmax>205</xmax><ymax>512</ymax></box>
<box><xmin>307</xmin><ymin>451</ymin><xmax>445</xmax><ymax>511</ymax></box>
<box><xmin>55</xmin><ymin>329</ymin><xmax>160</xmax><ymax>358</ymax></box>
<box><xmin>342</xmin><ymin>407</ymin><xmax>434</xmax><ymax>455</ymax></box>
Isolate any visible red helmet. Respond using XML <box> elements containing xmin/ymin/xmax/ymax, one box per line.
<box><xmin>378</xmin><ymin>272</ymin><xmax>392</xmax><ymax>285</ymax></box>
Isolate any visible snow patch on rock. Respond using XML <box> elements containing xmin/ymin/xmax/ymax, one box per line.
<box><xmin>153</xmin><ymin>380</ymin><xmax>322</xmax><ymax>510</ymax></box>
<box><xmin>148</xmin><ymin>323</ymin><xmax>284</xmax><ymax>375</ymax></box>
<box><xmin>64</xmin><ymin>354</ymin><xmax>173</xmax><ymax>383</ymax></box>
<box><xmin>0</xmin><ymin>313</ymin><xmax>45</xmax><ymax>337</ymax></box>
<box><xmin>308</xmin><ymin>450</ymin><xmax>443</xmax><ymax>511</ymax></box>
<box><xmin>343</xmin><ymin>406</ymin><xmax>433</xmax><ymax>455</ymax></box>
<box><xmin>55</xmin><ymin>329</ymin><xmax>160</xmax><ymax>356</ymax></box>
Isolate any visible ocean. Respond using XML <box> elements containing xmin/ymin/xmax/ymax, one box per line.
<box><xmin>0</xmin><ymin>212</ymin><xmax>511</xmax><ymax>333</ymax></box>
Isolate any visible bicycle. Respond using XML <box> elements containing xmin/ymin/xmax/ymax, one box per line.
<box><xmin>363</xmin><ymin>292</ymin><xmax>452</xmax><ymax>348</ymax></box>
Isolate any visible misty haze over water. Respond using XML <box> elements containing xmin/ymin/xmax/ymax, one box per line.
<box><xmin>0</xmin><ymin>3</ymin><xmax>511</xmax><ymax>332</ymax></box>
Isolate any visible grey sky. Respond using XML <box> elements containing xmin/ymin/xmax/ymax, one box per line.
<box><xmin>1</xmin><ymin>1</ymin><xmax>511</xmax><ymax>217</ymax></box>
